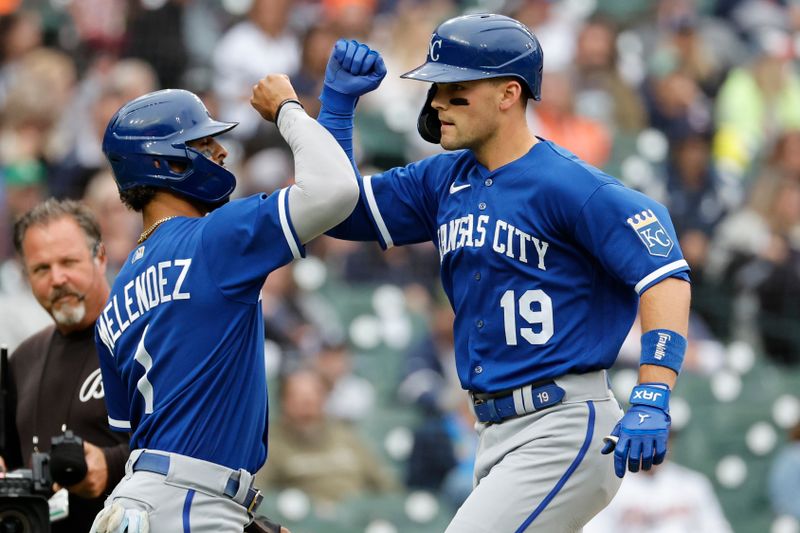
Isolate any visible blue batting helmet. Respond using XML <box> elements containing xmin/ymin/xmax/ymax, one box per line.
<box><xmin>401</xmin><ymin>13</ymin><xmax>543</xmax><ymax>100</ymax></box>
<box><xmin>102</xmin><ymin>89</ymin><xmax>238</xmax><ymax>205</ymax></box>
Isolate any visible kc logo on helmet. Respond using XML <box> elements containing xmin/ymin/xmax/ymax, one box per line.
<box><xmin>627</xmin><ymin>209</ymin><xmax>673</xmax><ymax>257</ymax></box>
<box><xmin>429</xmin><ymin>38</ymin><xmax>443</xmax><ymax>62</ymax></box>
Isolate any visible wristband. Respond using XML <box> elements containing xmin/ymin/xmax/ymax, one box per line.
<box><xmin>319</xmin><ymin>85</ymin><xmax>358</xmax><ymax>115</ymax></box>
<box><xmin>629</xmin><ymin>382</ymin><xmax>670</xmax><ymax>411</ymax></box>
<box><xmin>640</xmin><ymin>329</ymin><xmax>686</xmax><ymax>374</ymax></box>
<box><xmin>275</xmin><ymin>98</ymin><xmax>304</xmax><ymax>125</ymax></box>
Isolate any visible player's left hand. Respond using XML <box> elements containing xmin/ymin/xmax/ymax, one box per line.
<box><xmin>601</xmin><ymin>383</ymin><xmax>671</xmax><ymax>478</ymax></box>
<box><xmin>324</xmin><ymin>39</ymin><xmax>387</xmax><ymax>97</ymax></box>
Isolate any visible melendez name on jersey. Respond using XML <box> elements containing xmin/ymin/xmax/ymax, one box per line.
<box><xmin>93</xmin><ymin>190</ymin><xmax>304</xmax><ymax>473</ymax></box>
<box><xmin>358</xmin><ymin>140</ymin><xmax>690</xmax><ymax>392</ymax></box>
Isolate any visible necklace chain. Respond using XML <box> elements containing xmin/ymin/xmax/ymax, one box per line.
<box><xmin>137</xmin><ymin>216</ymin><xmax>177</xmax><ymax>245</ymax></box>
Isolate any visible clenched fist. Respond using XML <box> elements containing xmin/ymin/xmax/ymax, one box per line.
<box><xmin>251</xmin><ymin>74</ymin><xmax>299</xmax><ymax>122</ymax></box>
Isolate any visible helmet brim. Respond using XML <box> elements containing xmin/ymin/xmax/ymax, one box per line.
<box><xmin>184</xmin><ymin>119</ymin><xmax>238</xmax><ymax>143</ymax></box>
<box><xmin>400</xmin><ymin>62</ymin><xmax>506</xmax><ymax>84</ymax></box>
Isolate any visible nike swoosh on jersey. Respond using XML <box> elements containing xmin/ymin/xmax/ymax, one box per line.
<box><xmin>449</xmin><ymin>182</ymin><xmax>471</xmax><ymax>194</ymax></box>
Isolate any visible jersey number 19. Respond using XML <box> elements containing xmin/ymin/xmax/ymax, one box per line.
<box><xmin>500</xmin><ymin>289</ymin><xmax>553</xmax><ymax>345</ymax></box>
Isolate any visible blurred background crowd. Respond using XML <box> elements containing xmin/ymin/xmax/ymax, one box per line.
<box><xmin>1</xmin><ymin>0</ymin><xmax>800</xmax><ymax>531</ymax></box>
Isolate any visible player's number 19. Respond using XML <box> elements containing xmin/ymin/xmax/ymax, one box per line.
<box><xmin>500</xmin><ymin>289</ymin><xmax>553</xmax><ymax>345</ymax></box>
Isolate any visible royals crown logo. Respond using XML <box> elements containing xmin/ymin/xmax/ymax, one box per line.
<box><xmin>626</xmin><ymin>209</ymin><xmax>658</xmax><ymax>230</ymax></box>
<box><xmin>627</xmin><ymin>209</ymin><xmax>673</xmax><ymax>257</ymax></box>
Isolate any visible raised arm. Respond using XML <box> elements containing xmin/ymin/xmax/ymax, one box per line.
<box><xmin>251</xmin><ymin>74</ymin><xmax>359</xmax><ymax>244</ymax></box>
<box><xmin>318</xmin><ymin>39</ymin><xmax>387</xmax><ymax>172</ymax></box>
<box><xmin>316</xmin><ymin>39</ymin><xmax>390</xmax><ymax>241</ymax></box>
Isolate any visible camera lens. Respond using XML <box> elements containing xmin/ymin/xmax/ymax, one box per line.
<box><xmin>0</xmin><ymin>512</ymin><xmax>28</xmax><ymax>533</ymax></box>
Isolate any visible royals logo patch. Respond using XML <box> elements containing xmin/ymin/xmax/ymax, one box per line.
<box><xmin>627</xmin><ymin>209</ymin><xmax>673</xmax><ymax>257</ymax></box>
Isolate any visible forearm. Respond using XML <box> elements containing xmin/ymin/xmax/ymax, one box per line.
<box><xmin>317</xmin><ymin>86</ymin><xmax>359</xmax><ymax>170</ymax></box>
<box><xmin>279</xmin><ymin>102</ymin><xmax>359</xmax><ymax>243</ymax></box>
<box><xmin>638</xmin><ymin>277</ymin><xmax>691</xmax><ymax>388</ymax></box>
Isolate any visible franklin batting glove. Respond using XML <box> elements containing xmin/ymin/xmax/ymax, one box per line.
<box><xmin>601</xmin><ymin>382</ymin><xmax>671</xmax><ymax>478</ymax></box>
<box><xmin>322</xmin><ymin>39</ymin><xmax>387</xmax><ymax>113</ymax></box>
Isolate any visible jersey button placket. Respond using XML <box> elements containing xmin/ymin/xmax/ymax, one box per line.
<box><xmin>478</xmin><ymin>202</ymin><xmax>487</xmax><ymax>211</ymax></box>
<box><xmin>484</xmin><ymin>178</ymin><xmax>493</xmax><ymax>187</ymax></box>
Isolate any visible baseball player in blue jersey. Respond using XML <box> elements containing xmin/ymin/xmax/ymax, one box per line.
<box><xmin>317</xmin><ymin>14</ymin><xmax>691</xmax><ymax>533</ymax></box>
<box><xmin>88</xmin><ymin>75</ymin><xmax>358</xmax><ymax>533</ymax></box>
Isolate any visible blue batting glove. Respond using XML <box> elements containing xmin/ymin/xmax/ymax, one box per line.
<box><xmin>324</xmin><ymin>39</ymin><xmax>387</xmax><ymax>97</ymax></box>
<box><xmin>601</xmin><ymin>383</ymin><xmax>671</xmax><ymax>478</ymax></box>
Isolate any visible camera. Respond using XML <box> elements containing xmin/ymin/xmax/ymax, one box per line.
<box><xmin>0</xmin><ymin>451</ymin><xmax>52</xmax><ymax>533</ymax></box>
<box><xmin>0</xmin><ymin>431</ymin><xmax>85</xmax><ymax>533</ymax></box>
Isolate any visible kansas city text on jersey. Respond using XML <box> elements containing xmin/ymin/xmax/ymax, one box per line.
<box><xmin>437</xmin><ymin>213</ymin><xmax>549</xmax><ymax>270</ymax></box>
<box><xmin>96</xmin><ymin>258</ymin><xmax>192</xmax><ymax>352</ymax></box>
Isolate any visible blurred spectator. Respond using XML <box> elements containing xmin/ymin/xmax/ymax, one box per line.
<box><xmin>572</xmin><ymin>16</ymin><xmax>647</xmax><ymax>133</ymax></box>
<box><xmin>0</xmin><ymin>47</ymin><xmax>76</xmax><ymax>171</ymax></box>
<box><xmin>291</xmin><ymin>22</ymin><xmax>338</xmax><ymax>117</ymax></box>
<box><xmin>400</xmin><ymin>302</ymin><xmax>476</xmax><ymax>508</ymax></box>
<box><xmin>313</xmin><ymin>339</ymin><xmax>376</xmax><ymax>423</ymax></box>
<box><xmin>768</xmin><ymin>420</ymin><xmax>800</xmax><ymax>519</ymax></box>
<box><xmin>398</xmin><ymin>302</ymin><xmax>457</xmax><ymax>415</ymax></box>
<box><xmin>0</xmin><ymin>258</ymin><xmax>51</xmax><ymax>352</ymax></box>
<box><xmin>716</xmin><ymin>0</ymin><xmax>796</xmax><ymax>41</ymax></box>
<box><xmin>261</xmin><ymin>263</ymin><xmax>343</xmax><ymax>361</ymax></box>
<box><xmin>406</xmin><ymin>391</ymin><xmax>476</xmax><ymax>510</ymax></box>
<box><xmin>713</xmin><ymin>31</ymin><xmax>800</xmax><ymax>180</ymax></box>
<box><xmin>0</xmin><ymin>160</ymin><xmax>50</xmax><ymax>344</ymax></box>
<box><xmin>323</xmin><ymin>0</ymin><xmax>376</xmax><ymax>40</ymax></box>
<box><xmin>1</xmin><ymin>160</ymin><xmax>47</xmax><ymax>259</ymax></box>
<box><xmin>48</xmin><ymin>57</ymin><xmax>158</xmax><ymax>199</ymax></box>
<box><xmin>584</xmin><ymin>460</ymin><xmax>732</xmax><ymax>532</ymax></box>
<box><xmin>664</xmin><ymin>129</ymin><xmax>728</xmax><ymax>237</ymax></box>
<box><xmin>254</xmin><ymin>367</ymin><xmax>397</xmax><ymax>503</ymax></box>
<box><xmin>643</xmin><ymin>69</ymin><xmax>713</xmax><ymax>143</ymax></box>
<box><xmin>65</xmin><ymin>0</ymin><xmax>126</xmax><ymax>67</ymax></box>
<box><xmin>340</xmin><ymin>241</ymin><xmax>441</xmax><ymax>293</ymax></box>
<box><xmin>508</xmin><ymin>0</ymin><xmax>585</xmax><ymax>73</ymax></box>
<box><xmin>709</xmin><ymin>173</ymin><xmax>800</xmax><ymax>363</ymax></box>
<box><xmin>212</xmin><ymin>0</ymin><xmax>300</xmax><ymax>141</ymax></box>
<box><xmin>639</xmin><ymin>0</ymin><xmax>746</xmax><ymax>94</ymax></box>
<box><xmin>123</xmin><ymin>0</ymin><xmax>188</xmax><ymax>88</ymax></box>
<box><xmin>530</xmin><ymin>71</ymin><xmax>613</xmax><ymax>168</ymax></box>
<box><xmin>81</xmin><ymin>170</ymin><xmax>139</xmax><ymax>278</ymax></box>
<box><xmin>0</xmin><ymin>10</ymin><xmax>43</xmax><ymax>106</ymax></box>
<box><xmin>756</xmin><ymin>128</ymin><xmax>800</xmax><ymax>187</ymax></box>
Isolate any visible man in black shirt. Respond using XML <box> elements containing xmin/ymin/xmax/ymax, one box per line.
<box><xmin>2</xmin><ymin>199</ymin><xmax>129</xmax><ymax>532</ymax></box>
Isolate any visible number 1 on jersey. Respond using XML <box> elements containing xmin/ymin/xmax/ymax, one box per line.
<box><xmin>500</xmin><ymin>289</ymin><xmax>554</xmax><ymax>345</ymax></box>
<box><xmin>134</xmin><ymin>325</ymin><xmax>155</xmax><ymax>414</ymax></box>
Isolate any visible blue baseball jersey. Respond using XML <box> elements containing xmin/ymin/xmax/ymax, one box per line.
<box><xmin>351</xmin><ymin>140</ymin><xmax>689</xmax><ymax>392</ymax></box>
<box><xmin>94</xmin><ymin>189</ymin><xmax>304</xmax><ymax>472</ymax></box>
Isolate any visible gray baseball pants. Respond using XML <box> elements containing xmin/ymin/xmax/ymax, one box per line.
<box><xmin>98</xmin><ymin>449</ymin><xmax>253</xmax><ymax>533</ymax></box>
<box><xmin>447</xmin><ymin>370</ymin><xmax>624</xmax><ymax>533</ymax></box>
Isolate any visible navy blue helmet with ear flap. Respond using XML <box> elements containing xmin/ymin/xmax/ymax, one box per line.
<box><xmin>401</xmin><ymin>13</ymin><xmax>544</xmax><ymax>100</ymax></box>
<box><xmin>400</xmin><ymin>14</ymin><xmax>543</xmax><ymax>144</ymax></box>
<box><xmin>102</xmin><ymin>89</ymin><xmax>238</xmax><ymax>204</ymax></box>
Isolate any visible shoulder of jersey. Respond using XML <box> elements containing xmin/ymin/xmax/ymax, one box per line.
<box><xmin>535</xmin><ymin>142</ymin><xmax>621</xmax><ymax>188</ymax></box>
